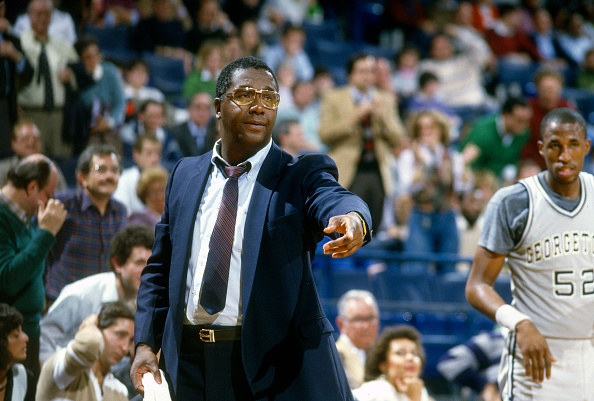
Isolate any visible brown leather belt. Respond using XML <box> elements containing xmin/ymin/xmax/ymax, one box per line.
<box><xmin>184</xmin><ymin>325</ymin><xmax>242</xmax><ymax>342</ymax></box>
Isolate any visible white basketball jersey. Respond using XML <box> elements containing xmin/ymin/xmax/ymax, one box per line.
<box><xmin>507</xmin><ymin>173</ymin><xmax>594</xmax><ymax>339</ymax></box>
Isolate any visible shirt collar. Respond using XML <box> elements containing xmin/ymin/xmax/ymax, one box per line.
<box><xmin>80</xmin><ymin>189</ymin><xmax>113</xmax><ymax>213</ymax></box>
<box><xmin>0</xmin><ymin>191</ymin><xmax>30</xmax><ymax>227</ymax></box>
<box><xmin>210</xmin><ymin>138</ymin><xmax>272</xmax><ymax>180</ymax></box>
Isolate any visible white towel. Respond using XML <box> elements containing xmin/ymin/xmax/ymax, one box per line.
<box><xmin>142</xmin><ymin>369</ymin><xmax>172</xmax><ymax>401</ymax></box>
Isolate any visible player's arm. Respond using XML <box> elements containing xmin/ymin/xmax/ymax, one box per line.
<box><xmin>466</xmin><ymin>246</ymin><xmax>555</xmax><ymax>383</ymax></box>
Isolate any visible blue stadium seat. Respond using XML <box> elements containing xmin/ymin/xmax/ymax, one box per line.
<box><xmin>496</xmin><ymin>59</ymin><xmax>539</xmax><ymax>97</ymax></box>
<box><xmin>84</xmin><ymin>25</ymin><xmax>137</xmax><ymax>64</ymax></box>
<box><xmin>328</xmin><ymin>269</ymin><xmax>375</xmax><ymax>299</ymax></box>
<box><xmin>435</xmin><ymin>271</ymin><xmax>468</xmax><ymax>303</ymax></box>
<box><xmin>376</xmin><ymin>271</ymin><xmax>434</xmax><ymax>302</ymax></box>
<box><xmin>142</xmin><ymin>53</ymin><xmax>186</xmax><ymax>100</ymax></box>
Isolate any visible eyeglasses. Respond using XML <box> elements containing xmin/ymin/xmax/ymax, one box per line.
<box><xmin>346</xmin><ymin>315</ymin><xmax>379</xmax><ymax>324</ymax></box>
<box><xmin>223</xmin><ymin>87</ymin><xmax>281</xmax><ymax>110</ymax></box>
<box><xmin>92</xmin><ymin>164</ymin><xmax>121</xmax><ymax>175</ymax></box>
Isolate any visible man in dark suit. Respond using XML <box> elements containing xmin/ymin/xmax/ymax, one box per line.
<box><xmin>171</xmin><ymin>91</ymin><xmax>218</xmax><ymax>157</ymax></box>
<box><xmin>0</xmin><ymin>0</ymin><xmax>33</xmax><ymax>158</ymax></box>
<box><xmin>130</xmin><ymin>56</ymin><xmax>371</xmax><ymax>400</ymax></box>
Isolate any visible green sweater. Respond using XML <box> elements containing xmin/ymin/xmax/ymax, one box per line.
<box><xmin>459</xmin><ymin>114</ymin><xmax>530</xmax><ymax>177</ymax></box>
<box><xmin>0</xmin><ymin>203</ymin><xmax>55</xmax><ymax>340</ymax></box>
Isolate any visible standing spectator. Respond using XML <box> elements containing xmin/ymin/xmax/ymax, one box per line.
<box><xmin>319</xmin><ymin>53</ymin><xmax>404</xmax><ymax>232</ymax></box>
<box><xmin>521</xmin><ymin>68</ymin><xmax>575</xmax><ymax>169</ymax></box>
<box><xmin>395</xmin><ymin>110</ymin><xmax>469</xmax><ymax>272</ymax></box>
<box><xmin>455</xmin><ymin>185</ymin><xmax>489</xmax><ymax>272</ymax></box>
<box><xmin>460</xmin><ymin>96</ymin><xmax>532</xmax><ymax>180</ymax></box>
<box><xmin>18</xmin><ymin>0</ymin><xmax>78</xmax><ymax>160</ymax></box>
<box><xmin>437</xmin><ymin>329</ymin><xmax>504</xmax><ymax>401</ymax></box>
<box><xmin>113</xmin><ymin>134</ymin><xmax>162</xmax><ymax>216</ymax></box>
<box><xmin>262</xmin><ymin>24</ymin><xmax>314</xmax><ymax>82</ymax></box>
<box><xmin>335</xmin><ymin>290</ymin><xmax>380</xmax><ymax>389</ymax></box>
<box><xmin>171</xmin><ymin>91</ymin><xmax>218</xmax><ymax>157</ymax></box>
<box><xmin>0</xmin><ymin>0</ymin><xmax>34</xmax><ymax>159</ymax></box>
<box><xmin>37</xmin><ymin>302</ymin><xmax>134</xmax><ymax>401</ymax></box>
<box><xmin>12</xmin><ymin>0</ymin><xmax>77</xmax><ymax>44</ymax></box>
<box><xmin>69</xmin><ymin>35</ymin><xmax>125</xmax><ymax>152</ymax></box>
<box><xmin>40</xmin><ymin>224</ymin><xmax>154</xmax><ymax>364</ymax></box>
<box><xmin>0</xmin><ymin>120</ymin><xmax>68</xmax><ymax>190</ymax></box>
<box><xmin>465</xmin><ymin>108</ymin><xmax>594</xmax><ymax>400</ymax></box>
<box><xmin>45</xmin><ymin>144</ymin><xmax>127</xmax><ymax>302</ymax></box>
<box><xmin>470</xmin><ymin>0</ymin><xmax>498</xmax><ymax>34</ymax></box>
<box><xmin>353</xmin><ymin>325</ymin><xmax>434</xmax><ymax>401</ymax></box>
<box><xmin>127</xmin><ymin>166</ymin><xmax>168</xmax><ymax>228</ymax></box>
<box><xmin>0</xmin><ymin>154</ymin><xmax>67</xmax><ymax>379</ymax></box>
<box><xmin>182</xmin><ymin>39</ymin><xmax>224</xmax><ymax>100</ymax></box>
<box><xmin>0</xmin><ymin>304</ymin><xmax>35</xmax><ymax>401</ymax></box>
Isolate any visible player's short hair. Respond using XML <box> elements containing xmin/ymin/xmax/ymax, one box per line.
<box><xmin>540</xmin><ymin>108</ymin><xmax>587</xmax><ymax>139</ymax></box>
<box><xmin>97</xmin><ymin>301</ymin><xmax>135</xmax><ymax>330</ymax></box>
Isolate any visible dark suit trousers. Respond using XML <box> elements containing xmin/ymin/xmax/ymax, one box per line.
<box><xmin>176</xmin><ymin>325</ymin><xmax>254</xmax><ymax>401</ymax></box>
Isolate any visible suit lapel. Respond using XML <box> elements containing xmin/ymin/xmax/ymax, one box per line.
<box><xmin>241</xmin><ymin>145</ymin><xmax>284</xmax><ymax>317</ymax></box>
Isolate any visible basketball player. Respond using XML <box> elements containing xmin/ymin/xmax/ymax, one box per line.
<box><xmin>465</xmin><ymin>108</ymin><xmax>594</xmax><ymax>400</ymax></box>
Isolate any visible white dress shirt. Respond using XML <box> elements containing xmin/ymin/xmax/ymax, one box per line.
<box><xmin>185</xmin><ymin>139</ymin><xmax>272</xmax><ymax>326</ymax></box>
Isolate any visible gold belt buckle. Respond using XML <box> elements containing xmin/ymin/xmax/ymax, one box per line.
<box><xmin>199</xmin><ymin>329</ymin><xmax>215</xmax><ymax>343</ymax></box>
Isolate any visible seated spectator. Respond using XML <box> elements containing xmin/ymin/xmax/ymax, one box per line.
<box><xmin>275</xmin><ymin>60</ymin><xmax>297</xmax><ymax>114</ymax></box>
<box><xmin>556</xmin><ymin>11</ymin><xmax>594</xmax><ymax>66</ymax></box>
<box><xmin>223</xmin><ymin>0</ymin><xmax>263</xmax><ymax>30</ymax></box>
<box><xmin>277</xmin><ymin>80</ymin><xmax>322</xmax><ymax>151</ymax></box>
<box><xmin>485</xmin><ymin>3</ymin><xmax>540</xmax><ymax>64</ymax></box>
<box><xmin>419</xmin><ymin>30</ymin><xmax>494</xmax><ymax>115</ymax></box>
<box><xmin>375</xmin><ymin>57</ymin><xmax>397</xmax><ymax>104</ymax></box>
<box><xmin>86</xmin><ymin>0</ymin><xmax>141</xmax><ymax>27</ymax></box>
<box><xmin>120</xmin><ymin>100</ymin><xmax>180</xmax><ymax>166</ymax></box>
<box><xmin>223</xmin><ymin>33</ymin><xmax>243</xmax><ymax>62</ymax></box>
<box><xmin>353</xmin><ymin>325</ymin><xmax>434</xmax><ymax>401</ymax></box>
<box><xmin>262</xmin><ymin>24</ymin><xmax>314</xmax><ymax>82</ymax></box>
<box><xmin>395</xmin><ymin>110</ymin><xmax>470</xmax><ymax>272</ymax></box>
<box><xmin>36</xmin><ymin>302</ymin><xmax>134</xmax><ymax>401</ymax></box>
<box><xmin>114</xmin><ymin>134</ymin><xmax>162</xmax><ymax>215</ymax></box>
<box><xmin>271</xmin><ymin>119</ymin><xmax>316</xmax><ymax>157</ymax></box>
<box><xmin>460</xmin><ymin>96</ymin><xmax>532</xmax><ymax>180</ymax></box>
<box><xmin>122</xmin><ymin>59</ymin><xmax>165</xmax><ymax>122</ymax></box>
<box><xmin>130</xmin><ymin>0</ymin><xmax>187</xmax><ymax>56</ymax></box>
<box><xmin>13</xmin><ymin>0</ymin><xmax>77</xmax><ymax>44</ymax></box>
<box><xmin>182</xmin><ymin>39</ymin><xmax>224</xmax><ymax>100</ymax></box>
<box><xmin>392</xmin><ymin>47</ymin><xmax>420</xmax><ymax>101</ymax></box>
<box><xmin>68</xmin><ymin>35</ymin><xmax>126</xmax><ymax>153</ymax></box>
<box><xmin>40</xmin><ymin>225</ymin><xmax>153</xmax><ymax>364</ymax></box>
<box><xmin>0</xmin><ymin>120</ymin><xmax>68</xmax><ymax>190</ymax></box>
<box><xmin>128</xmin><ymin>166</ymin><xmax>168</xmax><ymax>228</ymax></box>
<box><xmin>470</xmin><ymin>0</ymin><xmax>498</xmax><ymax>34</ymax></box>
<box><xmin>405</xmin><ymin>71</ymin><xmax>462</xmax><ymax>141</ymax></box>
<box><xmin>185</xmin><ymin>0</ymin><xmax>234</xmax><ymax>54</ymax></box>
<box><xmin>576</xmin><ymin>47</ymin><xmax>594</xmax><ymax>91</ymax></box>
<box><xmin>258</xmin><ymin>0</ymin><xmax>323</xmax><ymax>39</ymax></box>
<box><xmin>437</xmin><ymin>328</ymin><xmax>504</xmax><ymax>401</ymax></box>
<box><xmin>171</xmin><ymin>91</ymin><xmax>218</xmax><ymax>157</ymax></box>
<box><xmin>335</xmin><ymin>290</ymin><xmax>380</xmax><ymax>389</ymax></box>
<box><xmin>239</xmin><ymin>19</ymin><xmax>265</xmax><ymax>57</ymax></box>
<box><xmin>530</xmin><ymin>8</ymin><xmax>570</xmax><ymax>69</ymax></box>
<box><xmin>521</xmin><ymin>68</ymin><xmax>575</xmax><ymax>169</ymax></box>
<box><xmin>456</xmin><ymin>185</ymin><xmax>488</xmax><ymax>272</ymax></box>
<box><xmin>0</xmin><ymin>304</ymin><xmax>35</xmax><ymax>401</ymax></box>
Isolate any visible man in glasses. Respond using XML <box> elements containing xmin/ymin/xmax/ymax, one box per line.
<box><xmin>131</xmin><ymin>56</ymin><xmax>371</xmax><ymax>401</ymax></box>
<box><xmin>45</xmin><ymin>144</ymin><xmax>127</xmax><ymax>303</ymax></box>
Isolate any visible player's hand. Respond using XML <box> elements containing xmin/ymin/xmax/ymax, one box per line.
<box><xmin>394</xmin><ymin>376</ymin><xmax>424</xmax><ymax>401</ymax></box>
<box><xmin>38</xmin><ymin>199</ymin><xmax>67</xmax><ymax>236</ymax></box>
<box><xmin>323</xmin><ymin>214</ymin><xmax>365</xmax><ymax>258</ymax></box>
<box><xmin>130</xmin><ymin>343</ymin><xmax>161</xmax><ymax>396</ymax></box>
<box><xmin>515</xmin><ymin>320</ymin><xmax>556</xmax><ymax>383</ymax></box>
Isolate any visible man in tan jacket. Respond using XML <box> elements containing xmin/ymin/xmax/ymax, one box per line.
<box><xmin>335</xmin><ymin>290</ymin><xmax>380</xmax><ymax>389</ymax></box>
<box><xmin>37</xmin><ymin>301</ymin><xmax>134</xmax><ymax>401</ymax></box>
<box><xmin>319</xmin><ymin>53</ymin><xmax>404</xmax><ymax>232</ymax></box>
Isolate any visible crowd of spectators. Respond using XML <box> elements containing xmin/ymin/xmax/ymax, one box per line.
<box><xmin>1</xmin><ymin>0</ymin><xmax>594</xmax><ymax>399</ymax></box>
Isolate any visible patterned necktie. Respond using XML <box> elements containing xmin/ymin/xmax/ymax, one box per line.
<box><xmin>38</xmin><ymin>43</ymin><xmax>54</xmax><ymax>111</ymax></box>
<box><xmin>200</xmin><ymin>162</ymin><xmax>250</xmax><ymax>315</ymax></box>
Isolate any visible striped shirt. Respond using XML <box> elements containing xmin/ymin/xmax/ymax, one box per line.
<box><xmin>45</xmin><ymin>189</ymin><xmax>126</xmax><ymax>300</ymax></box>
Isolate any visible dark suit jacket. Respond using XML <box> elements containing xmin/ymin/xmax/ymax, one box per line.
<box><xmin>135</xmin><ymin>143</ymin><xmax>371</xmax><ymax>400</ymax></box>
<box><xmin>170</xmin><ymin>118</ymin><xmax>217</xmax><ymax>157</ymax></box>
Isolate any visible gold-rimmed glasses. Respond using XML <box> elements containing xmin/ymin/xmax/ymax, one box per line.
<box><xmin>223</xmin><ymin>87</ymin><xmax>281</xmax><ymax>110</ymax></box>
